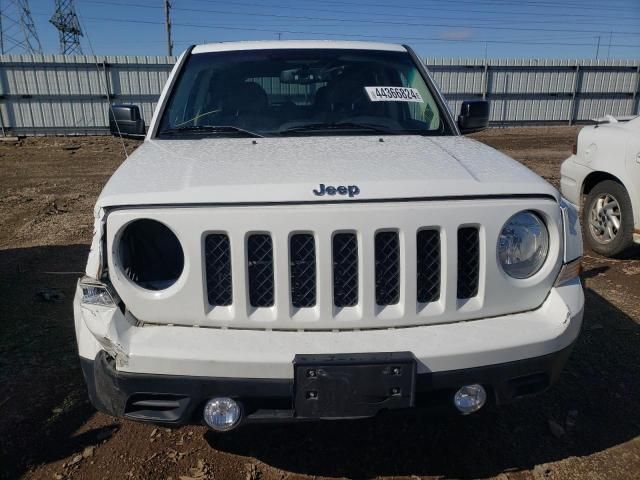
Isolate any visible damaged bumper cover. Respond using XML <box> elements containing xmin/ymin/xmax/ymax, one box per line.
<box><xmin>82</xmin><ymin>343</ymin><xmax>576</xmax><ymax>425</ymax></box>
<box><xmin>74</xmin><ymin>280</ymin><xmax>583</xmax><ymax>424</ymax></box>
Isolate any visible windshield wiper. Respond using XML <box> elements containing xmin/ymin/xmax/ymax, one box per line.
<box><xmin>279</xmin><ymin>121</ymin><xmax>398</xmax><ymax>135</ymax></box>
<box><xmin>159</xmin><ymin>125</ymin><xmax>263</xmax><ymax>138</ymax></box>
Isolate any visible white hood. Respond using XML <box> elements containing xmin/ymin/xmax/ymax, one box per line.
<box><xmin>96</xmin><ymin>135</ymin><xmax>558</xmax><ymax>208</ymax></box>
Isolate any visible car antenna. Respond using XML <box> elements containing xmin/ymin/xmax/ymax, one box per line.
<box><xmin>74</xmin><ymin>11</ymin><xmax>129</xmax><ymax>159</ymax></box>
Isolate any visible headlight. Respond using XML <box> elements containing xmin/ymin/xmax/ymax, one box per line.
<box><xmin>79</xmin><ymin>277</ymin><xmax>118</xmax><ymax>307</ymax></box>
<box><xmin>497</xmin><ymin>211</ymin><xmax>549</xmax><ymax>279</ymax></box>
<box><xmin>118</xmin><ymin>219</ymin><xmax>184</xmax><ymax>290</ymax></box>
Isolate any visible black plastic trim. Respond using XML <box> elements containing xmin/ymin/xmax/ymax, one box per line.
<box><xmin>332</xmin><ymin>233</ymin><xmax>359</xmax><ymax>307</ymax></box>
<box><xmin>81</xmin><ymin>340</ymin><xmax>576</xmax><ymax>426</ymax></box>
<box><xmin>290</xmin><ymin>233</ymin><xmax>317</xmax><ymax>308</ymax></box>
<box><xmin>106</xmin><ymin>193</ymin><xmax>558</xmax><ymax>211</ymax></box>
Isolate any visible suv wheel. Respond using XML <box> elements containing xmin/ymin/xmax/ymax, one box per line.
<box><xmin>584</xmin><ymin>179</ymin><xmax>634</xmax><ymax>257</ymax></box>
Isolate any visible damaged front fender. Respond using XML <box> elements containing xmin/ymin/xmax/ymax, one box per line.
<box><xmin>74</xmin><ymin>283</ymin><xmax>134</xmax><ymax>367</ymax></box>
<box><xmin>86</xmin><ymin>207</ymin><xmax>107</xmax><ymax>279</ymax></box>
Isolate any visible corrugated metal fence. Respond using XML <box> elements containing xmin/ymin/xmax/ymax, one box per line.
<box><xmin>0</xmin><ymin>55</ymin><xmax>172</xmax><ymax>136</ymax></box>
<box><xmin>426</xmin><ymin>58</ymin><xmax>640</xmax><ymax>125</ymax></box>
<box><xmin>0</xmin><ymin>54</ymin><xmax>638</xmax><ymax>135</ymax></box>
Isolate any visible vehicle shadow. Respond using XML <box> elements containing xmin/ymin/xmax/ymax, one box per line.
<box><xmin>0</xmin><ymin>244</ymin><xmax>112</xmax><ymax>480</ymax></box>
<box><xmin>3</xmin><ymin>244</ymin><xmax>639</xmax><ymax>479</ymax></box>
<box><xmin>207</xmin><ymin>287</ymin><xmax>640</xmax><ymax>479</ymax></box>
<box><xmin>581</xmin><ymin>265</ymin><xmax>609</xmax><ymax>278</ymax></box>
<box><xmin>618</xmin><ymin>244</ymin><xmax>640</xmax><ymax>260</ymax></box>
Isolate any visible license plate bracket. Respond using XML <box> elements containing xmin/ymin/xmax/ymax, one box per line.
<box><xmin>293</xmin><ymin>352</ymin><xmax>416</xmax><ymax>419</ymax></box>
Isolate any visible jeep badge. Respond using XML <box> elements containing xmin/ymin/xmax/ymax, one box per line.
<box><xmin>313</xmin><ymin>183</ymin><xmax>360</xmax><ymax>198</ymax></box>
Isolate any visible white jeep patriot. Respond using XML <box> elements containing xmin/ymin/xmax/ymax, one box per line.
<box><xmin>75</xmin><ymin>41</ymin><xmax>584</xmax><ymax>431</ymax></box>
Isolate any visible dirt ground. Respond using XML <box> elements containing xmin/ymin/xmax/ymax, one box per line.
<box><xmin>1</xmin><ymin>128</ymin><xmax>639</xmax><ymax>480</ymax></box>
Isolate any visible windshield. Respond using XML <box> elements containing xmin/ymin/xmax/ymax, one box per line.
<box><xmin>157</xmin><ymin>48</ymin><xmax>452</xmax><ymax>137</ymax></box>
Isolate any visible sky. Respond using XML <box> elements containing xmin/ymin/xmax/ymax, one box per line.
<box><xmin>16</xmin><ymin>0</ymin><xmax>640</xmax><ymax>58</ymax></box>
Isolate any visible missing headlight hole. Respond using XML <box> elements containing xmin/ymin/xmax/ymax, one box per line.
<box><xmin>118</xmin><ymin>219</ymin><xmax>184</xmax><ymax>291</ymax></box>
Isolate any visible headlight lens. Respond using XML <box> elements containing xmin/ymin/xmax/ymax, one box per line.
<box><xmin>79</xmin><ymin>277</ymin><xmax>117</xmax><ymax>306</ymax></box>
<box><xmin>498</xmin><ymin>211</ymin><xmax>549</xmax><ymax>279</ymax></box>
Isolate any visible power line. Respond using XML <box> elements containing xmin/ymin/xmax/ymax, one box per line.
<box><xmin>60</xmin><ymin>13</ymin><xmax>640</xmax><ymax>49</ymax></box>
<box><xmin>416</xmin><ymin>0</ymin><xmax>640</xmax><ymax>12</ymax></box>
<box><xmin>229</xmin><ymin>0</ymin><xmax>639</xmax><ymax>12</ymax></box>
<box><xmin>81</xmin><ymin>0</ymin><xmax>640</xmax><ymax>28</ymax></box>
<box><xmin>290</xmin><ymin>0</ymin><xmax>640</xmax><ymax>21</ymax></box>
<box><xmin>80</xmin><ymin>0</ymin><xmax>640</xmax><ymax>36</ymax></box>
<box><xmin>26</xmin><ymin>10</ymin><xmax>601</xmax><ymax>40</ymax></box>
<box><xmin>170</xmin><ymin>0</ymin><xmax>640</xmax><ymax>30</ymax></box>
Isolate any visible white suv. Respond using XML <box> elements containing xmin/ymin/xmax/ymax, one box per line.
<box><xmin>561</xmin><ymin>116</ymin><xmax>640</xmax><ymax>257</ymax></box>
<box><xmin>76</xmin><ymin>41</ymin><xmax>583</xmax><ymax>431</ymax></box>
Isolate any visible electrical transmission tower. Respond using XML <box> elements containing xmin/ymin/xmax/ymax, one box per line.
<box><xmin>0</xmin><ymin>0</ymin><xmax>43</xmax><ymax>54</ymax></box>
<box><xmin>50</xmin><ymin>0</ymin><xmax>83</xmax><ymax>55</ymax></box>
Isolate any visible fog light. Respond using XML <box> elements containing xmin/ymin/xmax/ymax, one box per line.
<box><xmin>203</xmin><ymin>397</ymin><xmax>241</xmax><ymax>431</ymax></box>
<box><xmin>453</xmin><ymin>384</ymin><xmax>486</xmax><ymax>414</ymax></box>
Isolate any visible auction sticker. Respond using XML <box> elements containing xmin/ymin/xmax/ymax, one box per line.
<box><xmin>364</xmin><ymin>86</ymin><xmax>423</xmax><ymax>102</ymax></box>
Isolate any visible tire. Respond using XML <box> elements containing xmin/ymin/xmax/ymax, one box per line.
<box><xmin>583</xmin><ymin>179</ymin><xmax>634</xmax><ymax>257</ymax></box>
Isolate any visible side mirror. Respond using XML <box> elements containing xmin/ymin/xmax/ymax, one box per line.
<box><xmin>109</xmin><ymin>105</ymin><xmax>146</xmax><ymax>138</ymax></box>
<box><xmin>458</xmin><ymin>100</ymin><xmax>489</xmax><ymax>134</ymax></box>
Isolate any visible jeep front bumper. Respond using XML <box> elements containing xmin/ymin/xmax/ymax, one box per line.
<box><xmin>75</xmin><ymin>279</ymin><xmax>583</xmax><ymax>425</ymax></box>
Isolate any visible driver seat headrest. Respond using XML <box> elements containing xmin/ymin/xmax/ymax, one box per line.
<box><xmin>222</xmin><ymin>82</ymin><xmax>268</xmax><ymax>114</ymax></box>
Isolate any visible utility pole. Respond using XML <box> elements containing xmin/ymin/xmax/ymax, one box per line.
<box><xmin>0</xmin><ymin>10</ymin><xmax>4</xmax><ymax>54</ymax></box>
<box><xmin>595</xmin><ymin>35</ymin><xmax>600</xmax><ymax>59</ymax></box>
<box><xmin>164</xmin><ymin>0</ymin><xmax>173</xmax><ymax>56</ymax></box>
<box><xmin>607</xmin><ymin>31</ymin><xmax>613</xmax><ymax>60</ymax></box>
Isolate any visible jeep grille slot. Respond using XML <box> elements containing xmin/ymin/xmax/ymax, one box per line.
<box><xmin>290</xmin><ymin>234</ymin><xmax>317</xmax><ymax>308</ymax></box>
<box><xmin>416</xmin><ymin>229</ymin><xmax>441</xmax><ymax>303</ymax></box>
<box><xmin>457</xmin><ymin>227</ymin><xmax>480</xmax><ymax>299</ymax></box>
<box><xmin>332</xmin><ymin>233</ymin><xmax>359</xmax><ymax>307</ymax></box>
<box><xmin>247</xmin><ymin>234</ymin><xmax>275</xmax><ymax>307</ymax></box>
<box><xmin>375</xmin><ymin>231</ymin><xmax>400</xmax><ymax>305</ymax></box>
<box><xmin>204</xmin><ymin>234</ymin><xmax>232</xmax><ymax>306</ymax></box>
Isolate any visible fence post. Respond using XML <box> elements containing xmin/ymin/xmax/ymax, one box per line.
<box><xmin>0</xmin><ymin>56</ymin><xmax>6</xmax><ymax>136</ymax></box>
<box><xmin>102</xmin><ymin>60</ymin><xmax>113</xmax><ymax>134</ymax></box>
<box><xmin>568</xmin><ymin>63</ymin><xmax>580</xmax><ymax>125</ymax></box>
<box><xmin>482</xmin><ymin>61</ymin><xmax>489</xmax><ymax>100</ymax></box>
<box><xmin>102</xmin><ymin>60</ymin><xmax>113</xmax><ymax>98</ymax></box>
<box><xmin>633</xmin><ymin>64</ymin><xmax>640</xmax><ymax>116</ymax></box>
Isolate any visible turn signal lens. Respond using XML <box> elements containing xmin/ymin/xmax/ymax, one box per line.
<box><xmin>554</xmin><ymin>258</ymin><xmax>582</xmax><ymax>287</ymax></box>
<box><xmin>79</xmin><ymin>277</ymin><xmax>117</xmax><ymax>307</ymax></box>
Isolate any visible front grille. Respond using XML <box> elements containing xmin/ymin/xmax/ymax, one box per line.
<box><xmin>204</xmin><ymin>234</ymin><xmax>232</xmax><ymax>306</ymax></box>
<box><xmin>457</xmin><ymin>227</ymin><xmax>480</xmax><ymax>299</ymax></box>
<box><xmin>375</xmin><ymin>231</ymin><xmax>400</xmax><ymax>305</ymax></box>
<box><xmin>290</xmin><ymin>234</ymin><xmax>316</xmax><ymax>308</ymax></box>
<box><xmin>416</xmin><ymin>230</ymin><xmax>440</xmax><ymax>303</ymax></box>
<box><xmin>118</xmin><ymin>199</ymin><xmax>560</xmax><ymax>330</ymax></box>
<box><xmin>247</xmin><ymin>234</ymin><xmax>274</xmax><ymax>307</ymax></box>
<box><xmin>332</xmin><ymin>233</ymin><xmax>359</xmax><ymax>307</ymax></box>
<box><xmin>202</xmin><ymin>225</ymin><xmax>481</xmax><ymax>316</ymax></box>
